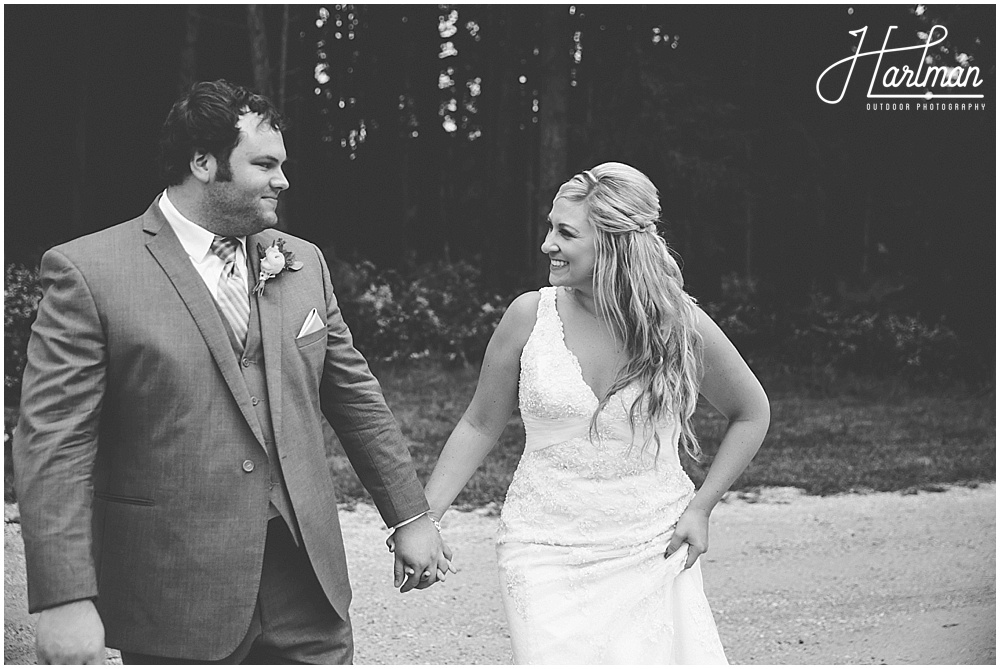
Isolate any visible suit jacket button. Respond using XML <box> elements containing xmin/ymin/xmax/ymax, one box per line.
<box><xmin>251</xmin><ymin>396</ymin><xmax>260</xmax><ymax>406</ymax></box>
<box><xmin>242</xmin><ymin>460</ymin><xmax>255</xmax><ymax>473</ymax></box>
<box><xmin>242</xmin><ymin>358</ymin><xmax>250</xmax><ymax>367</ymax></box>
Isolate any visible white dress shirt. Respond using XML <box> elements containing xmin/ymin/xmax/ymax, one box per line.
<box><xmin>158</xmin><ymin>191</ymin><xmax>249</xmax><ymax>296</ymax></box>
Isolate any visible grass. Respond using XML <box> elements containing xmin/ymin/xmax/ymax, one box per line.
<box><xmin>5</xmin><ymin>361</ymin><xmax>994</xmax><ymax>509</ymax></box>
<box><xmin>338</xmin><ymin>360</ymin><xmax>994</xmax><ymax>508</ymax></box>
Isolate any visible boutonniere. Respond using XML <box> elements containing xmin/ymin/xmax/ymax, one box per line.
<box><xmin>253</xmin><ymin>238</ymin><xmax>304</xmax><ymax>296</ymax></box>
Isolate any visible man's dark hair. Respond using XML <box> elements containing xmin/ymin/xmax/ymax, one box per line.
<box><xmin>159</xmin><ymin>79</ymin><xmax>286</xmax><ymax>186</ymax></box>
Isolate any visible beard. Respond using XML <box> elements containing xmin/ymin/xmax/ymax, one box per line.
<box><xmin>203</xmin><ymin>180</ymin><xmax>278</xmax><ymax>237</ymax></box>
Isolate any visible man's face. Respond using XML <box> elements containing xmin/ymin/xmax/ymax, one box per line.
<box><xmin>204</xmin><ymin>113</ymin><xmax>289</xmax><ymax>236</ymax></box>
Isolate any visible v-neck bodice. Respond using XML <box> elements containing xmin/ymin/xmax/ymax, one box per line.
<box><xmin>517</xmin><ymin>287</ymin><xmax>681</xmax><ymax>460</ymax></box>
<box><xmin>550</xmin><ymin>287</ymin><xmax>616</xmax><ymax>404</ymax></box>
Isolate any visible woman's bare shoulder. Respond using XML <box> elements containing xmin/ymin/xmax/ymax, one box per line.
<box><xmin>491</xmin><ymin>290</ymin><xmax>542</xmax><ymax>350</ymax></box>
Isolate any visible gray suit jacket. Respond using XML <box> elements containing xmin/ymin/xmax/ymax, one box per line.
<box><xmin>13</xmin><ymin>199</ymin><xmax>429</xmax><ymax>659</ymax></box>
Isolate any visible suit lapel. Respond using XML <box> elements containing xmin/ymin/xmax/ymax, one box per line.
<box><xmin>142</xmin><ymin>201</ymin><xmax>268</xmax><ymax>449</ymax></box>
<box><xmin>249</xmin><ymin>233</ymin><xmax>284</xmax><ymax>449</ymax></box>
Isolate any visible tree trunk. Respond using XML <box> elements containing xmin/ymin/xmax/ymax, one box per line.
<box><xmin>178</xmin><ymin>5</ymin><xmax>200</xmax><ymax>95</ymax></box>
<box><xmin>814</xmin><ymin>182</ymin><xmax>829</xmax><ymax>289</ymax></box>
<box><xmin>482</xmin><ymin>7</ymin><xmax>518</xmax><ymax>290</ymax></box>
<box><xmin>72</xmin><ymin>9</ymin><xmax>91</xmax><ymax>233</ymax></box>
<box><xmin>247</xmin><ymin>5</ymin><xmax>272</xmax><ymax>98</ymax></box>
<box><xmin>534</xmin><ymin>6</ymin><xmax>571</xmax><ymax>284</ymax></box>
<box><xmin>861</xmin><ymin>187</ymin><xmax>873</xmax><ymax>276</ymax></box>
<box><xmin>745</xmin><ymin>192</ymin><xmax>756</xmax><ymax>281</ymax></box>
<box><xmin>744</xmin><ymin>18</ymin><xmax>760</xmax><ymax>283</ymax></box>
<box><xmin>247</xmin><ymin>5</ymin><xmax>286</xmax><ymax>228</ymax></box>
<box><xmin>278</xmin><ymin>5</ymin><xmax>289</xmax><ymax>110</ymax></box>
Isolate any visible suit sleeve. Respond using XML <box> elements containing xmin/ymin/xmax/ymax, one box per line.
<box><xmin>13</xmin><ymin>249</ymin><xmax>107</xmax><ymax>612</ymax></box>
<box><xmin>314</xmin><ymin>247</ymin><xmax>429</xmax><ymax>527</ymax></box>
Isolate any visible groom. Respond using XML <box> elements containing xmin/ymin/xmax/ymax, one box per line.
<box><xmin>13</xmin><ymin>80</ymin><xmax>448</xmax><ymax>664</ymax></box>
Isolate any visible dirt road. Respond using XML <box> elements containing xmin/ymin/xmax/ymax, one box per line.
<box><xmin>4</xmin><ymin>484</ymin><xmax>995</xmax><ymax>664</ymax></box>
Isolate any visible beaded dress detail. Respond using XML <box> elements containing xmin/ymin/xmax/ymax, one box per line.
<box><xmin>496</xmin><ymin>286</ymin><xmax>728</xmax><ymax>664</ymax></box>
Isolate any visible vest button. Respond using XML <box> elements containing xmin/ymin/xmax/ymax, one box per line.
<box><xmin>251</xmin><ymin>396</ymin><xmax>260</xmax><ymax>406</ymax></box>
<box><xmin>242</xmin><ymin>460</ymin><xmax>255</xmax><ymax>473</ymax></box>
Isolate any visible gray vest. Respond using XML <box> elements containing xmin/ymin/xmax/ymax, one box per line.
<box><xmin>217</xmin><ymin>292</ymin><xmax>301</xmax><ymax>545</ymax></box>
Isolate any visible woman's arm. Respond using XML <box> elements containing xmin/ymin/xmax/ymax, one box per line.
<box><xmin>689</xmin><ymin>306</ymin><xmax>771</xmax><ymax>511</ymax></box>
<box><xmin>423</xmin><ymin>291</ymin><xmax>540</xmax><ymax>520</ymax></box>
<box><xmin>666</xmin><ymin>306</ymin><xmax>771</xmax><ymax>567</ymax></box>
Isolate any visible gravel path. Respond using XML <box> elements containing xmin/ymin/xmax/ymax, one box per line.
<box><xmin>4</xmin><ymin>484</ymin><xmax>995</xmax><ymax>664</ymax></box>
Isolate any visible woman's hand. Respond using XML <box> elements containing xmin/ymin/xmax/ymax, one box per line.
<box><xmin>386</xmin><ymin>513</ymin><xmax>457</xmax><ymax>588</ymax></box>
<box><xmin>664</xmin><ymin>506</ymin><xmax>711</xmax><ymax>569</ymax></box>
<box><xmin>386</xmin><ymin>515</ymin><xmax>455</xmax><ymax>592</ymax></box>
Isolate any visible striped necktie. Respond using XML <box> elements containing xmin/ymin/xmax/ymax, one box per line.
<box><xmin>210</xmin><ymin>236</ymin><xmax>249</xmax><ymax>346</ymax></box>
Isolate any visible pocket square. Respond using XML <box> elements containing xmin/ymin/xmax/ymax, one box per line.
<box><xmin>296</xmin><ymin>308</ymin><xmax>325</xmax><ymax>339</ymax></box>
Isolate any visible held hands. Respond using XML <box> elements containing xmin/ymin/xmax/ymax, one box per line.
<box><xmin>386</xmin><ymin>514</ymin><xmax>456</xmax><ymax>593</ymax></box>
<box><xmin>36</xmin><ymin>599</ymin><xmax>105</xmax><ymax>665</ymax></box>
<box><xmin>664</xmin><ymin>506</ymin><xmax>711</xmax><ymax>570</ymax></box>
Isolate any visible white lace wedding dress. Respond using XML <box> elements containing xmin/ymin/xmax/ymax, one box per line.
<box><xmin>496</xmin><ymin>287</ymin><xmax>728</xmax><ymax>664</ymax></box>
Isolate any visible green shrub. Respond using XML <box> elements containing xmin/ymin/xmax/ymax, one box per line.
<box><xmin>4</xmin><ymin>410</ymin><xmax>16</xmax><ymax>503</ymax></box>
<box><xmin>336</xmin><ymin>259</ymin><xmax>509</xmax><ymax>365</ymax></box>
<box><xmin>704</xmin><ymin>274</ymin><xmax>966</xmax><ymax>382</ymax></box>
<box><xmin>5</xmin><ymin>264</ymin><xmax>42</xmax><ymax>406</ymax></box>
<box><xmin>782</xmin><ymin>293</ymin><xmax>962</xmax><ymax>379</ymax></box>
<box><xmin>5</xmin><ymin>264</ymin><xmax>41</xmax><ymax>504</ymax></box>
<box><xmin>702</xmin><ymin>274</ymin><xmax>790</xmax><ymax>356</ymax></box>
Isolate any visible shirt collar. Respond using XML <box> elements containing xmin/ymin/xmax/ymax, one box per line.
<box><xmin>158</xmin><ymin>190</ymin><xmax>246</xmax><ymax>263</ymax></box>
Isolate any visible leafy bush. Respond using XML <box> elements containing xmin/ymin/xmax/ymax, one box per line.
<box><xmin>335</xmin><ymin>259</ymin><xmax>509</xmax><ymax>365</ymax></box>
<box><xmin>5</xmin><ymin>264</ymin><xmax>42</xmax><ymax>406</ymax></box>
<box><xmin>5</xmin><ymin>264</ymin><xmax>41</xmax><ymax>503</ymax></box>
<box><xmin>702</xmin><ymin>274</ymin><xmax>790</xmax><ymax>355</ymax></box>
<box><xmin>784</xmin><ymin>295</ymin><xmax>961</xmax><ymax>378</ymax></box>
<box><xmin>704</xmin><ymin>273</ymin><xmax>966</xmax><ymax>382</ymax></box>
<box><xmin>4</xmin><ymin>410</ymin><xmax>16</xmax><ymax>503</ymax></box>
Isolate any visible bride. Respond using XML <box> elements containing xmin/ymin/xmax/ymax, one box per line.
<box><xmin>423</xmin><ymin>162</ymin><xmax>770</xmax><ymax>663</ymax></box>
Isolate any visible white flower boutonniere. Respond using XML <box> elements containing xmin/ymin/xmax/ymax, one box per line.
<box><xmin>253</xmin><ymin>238</ymin><xmax>304</xmax><ymax>296</ymax></box>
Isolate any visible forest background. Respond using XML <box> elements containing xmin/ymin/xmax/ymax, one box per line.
<box><xmin>3</xmin><ymin>4</ymin><xmax>995</xmax><ymax>504</ymax></box>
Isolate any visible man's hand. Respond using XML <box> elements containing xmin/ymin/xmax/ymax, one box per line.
<box><xmin>36</xmin><ymin>599</ymin><xmax>105</xmax><ymax>664</ymax></box>
<box><xmin>388</xmin><ymin>515</ymin><xmax>453</xmax><ymax>593</ymax></box>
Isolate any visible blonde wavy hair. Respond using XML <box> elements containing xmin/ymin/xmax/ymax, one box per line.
<box><xmin>555</xmin><ymin>162</ymin><xmax>704</xmax><ymax>459</ymax></box>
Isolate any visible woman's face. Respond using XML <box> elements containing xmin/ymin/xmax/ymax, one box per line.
<box><xmin>541</xmin><ymin>197</ymin><xmax>597</xmax><ymax>293</ymax></box>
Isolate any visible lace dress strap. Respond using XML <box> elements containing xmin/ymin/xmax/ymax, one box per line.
<box><xmin>522</xmin><ymin>286</ymin><xmax>559</xmax><ymax>355</ymax></box>
<box><xmin>536</xmin><ymin>285</ymin><xmax>558</xmax><ymax>322</ymax></box>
